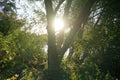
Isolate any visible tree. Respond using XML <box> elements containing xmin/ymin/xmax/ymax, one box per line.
<box><xmin>43</xmin><ymin>0</ymin><xmax>120</xmax><ymax>79</ymax></box>
<box><xmin>44</xmin><ymin>0</ymin><xmax>96</xmax><ymax>79</ymax></box>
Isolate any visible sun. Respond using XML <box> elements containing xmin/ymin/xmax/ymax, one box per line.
<box><xmin>53</xmin><ymin>18</ymin><xmax>64</xmax><ymax>32</ymax></box>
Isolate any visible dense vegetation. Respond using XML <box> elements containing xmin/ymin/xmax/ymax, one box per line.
<box><xmin>0</xmin><ymin>0</ymin><xmax>120</xmax><ymax>80</ymax></box>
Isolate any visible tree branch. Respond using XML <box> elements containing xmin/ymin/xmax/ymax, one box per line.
<box><xmin>63</xmin><ymin>0</ymin><xmax>72</xmax><ymax>17</ymax></box>
<box><xmin>56</xmin><ymin>0</ymin><xmax>72</xmax><ymax>49</ymax></box>
<box><xmin>89</xmin><ymin>11</ymin><xmax>103</xmax><ymax>19</ymax></box>
<box><xmin>93</xmin><ymin>11</ymin><xmax>103</xmax><ymax>29</ymax></box>
<box><xmin>55</xmin><ymin>0</ymin><xmax>65</xmax><ymax>14</ymax></box>
<box><xmin>58</xmin><ymin>0</ymin><xmax>96</xmax><ymax>63</ymax></box>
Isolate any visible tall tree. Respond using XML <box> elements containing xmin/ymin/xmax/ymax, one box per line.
<box><xmin>44</xmin><ymin>0</ymin><xmax>96</xmax><ymax>79</ymax></box>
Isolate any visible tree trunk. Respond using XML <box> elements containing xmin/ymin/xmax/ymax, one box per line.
<box><xmin>44</xmin><ymin>0</ymin><xmax>63</xmax><ymax>80</ymax></box>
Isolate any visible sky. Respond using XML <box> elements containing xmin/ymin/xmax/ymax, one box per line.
<box><xmin>16</xmin><ymin>0</ymin><xmax>47</xmax><ymax>35</ymax></box>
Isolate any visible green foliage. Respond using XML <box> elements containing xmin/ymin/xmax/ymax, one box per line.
<box><xmin>0</xmin><ymin>14</ymin><xmax>23</xmax><ymax>36</ymax></box>
<box><xmin>0</xmin><ymin>11</ymin><xmax>47</xmax><ymax>80</ymax></box>
<box><xmin>0</xmin><ymin>30</ymin><xmax>47</xmax><ymax>79</ymax></box>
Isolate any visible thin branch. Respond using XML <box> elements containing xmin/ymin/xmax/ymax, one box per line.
<box><xmin>93</xmin><ymin>10</ymin><xmax>103</xmax><ymax>29</ymax></box>
<box><xmin>89</xmin><ymin>11</ymin><xmax>103</xmax><ymax>19</ymax></box>
<box><xmin>63</xmin><ymin>0</ymin><xmax>72</xmax><ymax>17</ymax></box>
<box><xmin>54</xmin><ymin>0</ymin><xmax>65</xmax><ymax>14</ymax></box>
<box><xmin>67</xmin><ymin>46</ymin><xmax>74</xmax><ymax>61</ymax></box>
